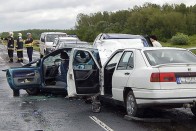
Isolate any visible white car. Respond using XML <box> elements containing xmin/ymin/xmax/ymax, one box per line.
<box><xmin>67</xmin><ymin>47</ymin><xmax>196</xmax><ymax>117</ymax></box>
<box><xmin>53</xmin><ymin>37</ymin><xmax>80</xmax><ymax>50</ymax></box>
<box><xmin>39</xmin><ymin>32</ymin><xmax>67</xmax><ymax>57</ymax></box>
<box><xmin>55</xmin><ymin>41</ymin><xmax>91</xmax><ymax>50</ymax></box>
<box><xmin>93</xmin><ymin>33</ymin><xmax>153</xmax><ymax>65</ymax></box>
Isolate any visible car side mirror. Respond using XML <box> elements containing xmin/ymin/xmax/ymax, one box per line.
<box><xmin>41</xmin><ymin>38</ymin><xmax>45</xmax><ymax>42</ymax></box>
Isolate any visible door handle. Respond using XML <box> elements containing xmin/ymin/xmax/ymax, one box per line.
<box><xmin>124</xmin><ymin>72</ymin><xmax>130</xmax><ymax>75</ymax></box>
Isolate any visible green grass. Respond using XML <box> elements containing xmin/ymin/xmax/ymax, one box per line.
<box><xmin>161</xmin><ymin>35</ymin><xmax>196</xmax><ymax>48</ymax></box>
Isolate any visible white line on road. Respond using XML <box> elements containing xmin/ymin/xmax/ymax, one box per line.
<box><xmin>89</xmin><ymin>116</ymin><xmax>114</xmax><ymax>131</ymax></box>
<box><xmin>0</xmin><ymin>56</ymin><xmax>3</xmax><ymax>61</ymax></box>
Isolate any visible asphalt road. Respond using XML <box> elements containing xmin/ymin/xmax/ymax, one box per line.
<box><xmin>0</xmin><ymin>44</ymin><xmax>196</xmax><ymax>131</ymax></box>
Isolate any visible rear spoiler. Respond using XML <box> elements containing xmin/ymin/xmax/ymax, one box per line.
<box><xmin>153</xmin><ymin>63</ymin><xmax>196</xmax><ymax>68</ymax></box>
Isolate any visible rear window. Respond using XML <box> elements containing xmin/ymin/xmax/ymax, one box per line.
<box><xmin>144</xmin><ymin>49</ymin><xmax>196</xmax><ymax>66</ymax></box>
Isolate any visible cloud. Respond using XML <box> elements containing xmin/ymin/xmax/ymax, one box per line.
<box><xmin>0</xmin><ymin>0</ymin><xmax>195</xmax><ymax>32</ymax></box>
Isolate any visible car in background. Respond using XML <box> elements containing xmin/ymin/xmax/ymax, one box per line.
<box><xmin>93</xmin><ymin>33</ymin><xmax>153</xmax><ymax>65</ymax></box>
<box><xmin>55</xmin><ymin>41</ymin><xmax>91</xmax><ymax>50</ymax></box>
<box><xmin>67</xmin><ymin>47</ymin><xmax>196</xmax><ymax>117</ymax></box>
<box><xmin>39</xmin><ymin>32</ymin><xmax>67</xmax><ymax>57</ymax></box>
<box><xmin>53</xmin><ymin>37</ymin><xmax>80</xmax><ymax>50</ymax></box>
<box><xmin>67</xmin><ymin>34</ymin><xmax>79</xmax><ymax>39</ymax></box>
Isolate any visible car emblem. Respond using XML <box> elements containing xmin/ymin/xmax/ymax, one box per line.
<box><xmin>188</xmin><ymin>68</ymin><xmax>191</xmax><ymax>72</ymax></box>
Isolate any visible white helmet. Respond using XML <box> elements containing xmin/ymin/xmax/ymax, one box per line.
<box><xmin>27</xmin><ymin>32</ymin><xmax>31</xmax><ymax>35</ymax></box>
<box><xmin>18</xmin><ymin>33</ymin><xmax>22</xmax><ymax>37</ymax></box>
<box><xmin>9</xmin><ymin>32</ymin><xmax>13</xmax><ymax>36</ymax></box>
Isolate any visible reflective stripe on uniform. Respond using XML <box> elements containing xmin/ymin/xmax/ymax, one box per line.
<box><xmin>7</xmin><ymin>48</ymin><xmax>14</xmax><ymax>50</ymax></box>
<box><xmin>17</xmin><ymin>49</ymin><xmax>23</xmax><ymax>51</ymax></box>
<box><xmin>25</xmin><ymin>43</ymin><xmax>33</xmax><ymax>47</ymax></box>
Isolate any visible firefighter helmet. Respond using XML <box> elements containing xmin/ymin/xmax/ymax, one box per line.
<box><xmin>18</xmin><ymin>33</ymin><xmax>22</xmax><ymax>37</ymax></box>
<box><xmin>9</xmin><ymin>32</ymin><xmax>13</xmax><ymax>36</ymax></box>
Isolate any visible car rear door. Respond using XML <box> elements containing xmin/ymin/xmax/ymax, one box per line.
<box><xmin>6</xmin><ymin>67</ymin><xmax>41</xmax><ymax>91</ymax></box>
<box><xmin>67</xmin><ymin>48</ymin><xmax>101</xmax><ymax>97</ymax></box>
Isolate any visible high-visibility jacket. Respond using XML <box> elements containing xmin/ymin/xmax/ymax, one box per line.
<box><xmin>5</xmin><ymin>36</ymin><xmax>14</xmax><ymax>50</ymax></box>
<box><xmin>25</xmin><ymin>37</ymin><xmax>33</xmax><ymax>47</ymax></box>
<box><xmin>16</xmin><ymin>36</ymin><xmax>23</xmax><ymax>51</ymax></box>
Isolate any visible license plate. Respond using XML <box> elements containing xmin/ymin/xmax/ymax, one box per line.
<box><xmin>176</xmin><ymin>77</ymin><xmax>196</xmax><ymax>84</ymax></box>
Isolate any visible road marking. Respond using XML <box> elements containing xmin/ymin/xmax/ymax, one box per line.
<box><xmin>0</xmin><ymin>56</ymin><xmax>3</xmax><ymax>61</ymax></box>
<box><xmin>89</xmin><ymin>116</ymin><xmax>114</xmax><ymax>131</ymax></box>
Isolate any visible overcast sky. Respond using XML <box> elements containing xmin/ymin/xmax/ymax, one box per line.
<box><xmin>0</xmin><ymin>0</ymin><xmax>195</xmax><ymax>32</ymax></box>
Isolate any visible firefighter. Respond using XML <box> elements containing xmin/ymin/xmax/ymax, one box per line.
<box><xmin>25</xmin><ymin>33</ymin><xmax>33</xmax><ymax>62</ymax></box>
<box><xmin>5</xmin><ymin>32</ymin><xmax>14</xmax><ymax>63</ymax></box>
<box><xmin>16</xmin><ymin>33</ymin><xmax>23</xmax><ymax>63</ymax></box>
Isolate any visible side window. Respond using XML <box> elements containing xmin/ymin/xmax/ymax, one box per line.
<box><xmin>40</xmin><ymin>34</ymin><xmax>44</xmax><ymax>40</ymax></box>
<box><xmin>105</xmin><ymin>51</ymin><xmax>123</xmax><ymax>69</ymax></box>
<box><xmin>117</xmin><ymin>51</ymin><xmax>134</xmax><ymax>70</ymax></box>
<box><xmin>73</xmin><ymin>50</ymin><xmax>97</xmax><ymax>70</ymax></box>
<box><xmin>44</xmin><ymin>53</ymin><xmax>61</xmax><ymax>66</ymax></box>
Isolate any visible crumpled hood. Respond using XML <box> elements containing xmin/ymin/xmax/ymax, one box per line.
<box><xmin>96</xmin><ymin>39</ymin><xmax>144</xmax><ymax>65</ymax></box>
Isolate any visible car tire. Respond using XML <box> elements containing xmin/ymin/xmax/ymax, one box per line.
<box><xmin>191</xmin><ymin>107</ymin><xmax>196</xmax><ymax>117</ymax></box>
<box><xmin>26</xmin><ymin>88</ymin><xmax>40</xmax><ymax>95</ymax></box>
<box><xmin>13</xmin><ymin>90</ymin><xmax>20</xmax><ymax>97</ymax></box>
<box><xmin>125</xmin><ymin>91</ymin><xmax>141</xmax><ymax>117</ymax></box>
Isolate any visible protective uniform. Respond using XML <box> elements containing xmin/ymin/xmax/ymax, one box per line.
<box><xmin>25</xmin><ymin>33</ymin><xmax>33</xmax><ymax>62</ymax></box>
<box><xmin>16</xmin><ymin>33</ymin><xmax>23</xmax><ymax>63</ymax></box>
<box><xmin>5</xmin><ymin>32</ymin><xmax>14</xmax><ymax>62</ymax></box>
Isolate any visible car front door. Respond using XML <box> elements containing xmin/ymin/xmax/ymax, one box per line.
<box><xmin>6</xmin><ymin>67</ymin><xmax>41</xmax><ymax>91</ymax></box>
<box><xmin>67</xmin><ymin>48</ymin><xmax>101</xmax><ymax>97</ymax></box>
<box><xmin>112</xmin><ymin>50</ymin><xmax>135</xmax><ymax>101</ymax></box>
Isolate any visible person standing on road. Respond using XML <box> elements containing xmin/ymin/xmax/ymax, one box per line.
<box><xmin>150</xmin><ymin>35</ymin><xmax>162</xmax><ymax>47</ymax></box>
<box><xmin>25</xmin><ymin>33</ymin><xmax>33</xmax><ymax>62</ymax></box>
<box><xmin>16</xmin><ymin>33</ymin><xmax>23</xmax><ymax>63</ymax></box>
<box><xmin>5</xmin><ymin>32</ymin><xmax>15</xmax><ymax>63</ymax></box>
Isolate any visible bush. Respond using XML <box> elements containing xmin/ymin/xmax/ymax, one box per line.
<box><xmin>171</xmin><ymin>33</ymin><xmax>189</xmax><ymax>45</ymax></box>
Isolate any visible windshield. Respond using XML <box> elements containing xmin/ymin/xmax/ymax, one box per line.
<box><xmin>46</xmin><ymin>34</ymin><xmax>66</xmax><ymax>42</ymax></box>
<box><xmin>144</xmin><ymin>49</ymin><xmax>196</xmax><ymax>66</ymax></box>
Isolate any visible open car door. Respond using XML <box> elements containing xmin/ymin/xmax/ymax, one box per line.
<box><xmin>67</xmin><ymin>48</ymin><xmax>101</xmax><ymax>97</ymax></box>
<box><xmin>6</xmin><ymin>67</ymin><xmax>41</xmax><ymax>91</ymax></box>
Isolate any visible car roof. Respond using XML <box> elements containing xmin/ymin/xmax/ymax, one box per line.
<box><xmin>60</xmin><ymin>41</ymin><xmax>89</xmax><ymax>44</ymax></box>
<box><xmin>122</xmin><ymin>47</ymin><xmax>187</xmax><ymax>51</ymax></box>
<box><xmin>100</xmin><ymin>33</ymin><xmax>145</xmax><ymax>39</ymax></box>
<box><xmin>57</xmin><ymin>37</ymin><xmax>78</xmax><ymax>40</ymax></box>
<box><xmin>41</xmin><ymin>32</ymin><xmax>67</xmax><ymax>35</ymax></box>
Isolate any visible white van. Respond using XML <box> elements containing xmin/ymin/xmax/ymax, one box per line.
<box><xmin>39</xmin><ymin>32</ymin><xmax>67</xmax><ymax>57</ymax></box>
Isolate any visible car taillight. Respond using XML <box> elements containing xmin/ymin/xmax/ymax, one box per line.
<box><xmin>150</xmin><ymin>73</ymin><xmax>176</xmax><ymax>82</ymax></box>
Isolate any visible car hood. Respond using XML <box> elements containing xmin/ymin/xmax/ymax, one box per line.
<box><xmin>96</xmin><ymin>39</ymin><xmax>144</xmax><ymax>65</ymax></box>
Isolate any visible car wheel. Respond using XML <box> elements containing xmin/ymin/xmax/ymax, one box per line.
<box><xmin>13</xmin><ymin>90</ymin><xmax>20</xmax><ymax>97</ymax></box>
<box><xmin>126</xmin><ymin>91</ymin><xmax>140</xmax><ymax>117</ymax></box>
<box><xmin>191</xmin><ymin>107</ymin><xmax>196</xmax><ymax>117</ymax></box>
<box><xmin>26</xmin><ymin>88</ymin><xmax>40</xmax><ymax>95</ymax></box>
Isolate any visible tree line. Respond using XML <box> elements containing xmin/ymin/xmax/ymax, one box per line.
<box><xmin>1</xmin><ymin>3</ymin><xmax>196</xmax><ymax>42</ymax></box>
<box><xmin>75</xmin><ymin>3</ymin><xmax>196</xmax><ymax>42</ymax></box>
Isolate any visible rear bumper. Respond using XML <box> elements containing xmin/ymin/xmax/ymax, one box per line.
<box><xmin>134</xmin><ymin>88</ymin><xmax>196</xmax><ymax>107</ymax></box>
